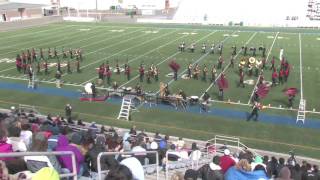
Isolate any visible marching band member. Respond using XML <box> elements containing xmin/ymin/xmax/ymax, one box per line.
<box><xmin>243</xmin><ymin>46</ymin><xmax>248</xmax><ymax>56</ymax></box>
<box><xmin>164</xmin><ymin>84</ymin><xmax>170</xmax><ymax>97</ymax></box>
<box><xmin>270</xmin><ymin>56</ymin><xmax>275</xmax><ymax>70</ymax></box>
<box><xmin>28</xmin><ymin>66</ymin><xmax>33</xmax><ymax>81</ymax></box>
<box><xmin>116</xmin><ymin>62</ymin><xmax>120</xmax><ymax>75</ymax></box>
<box><xmin>210</xmin><ymin>43</ymin><xmax>215</xmax><ymax>54</ymax></box>
<box><xmin>247</xmin><ymin>101</ymin><xmax>261</xmax><ymax>121</ymax></box>
<box><xmin>44</xmin><ymin>59</ymin><xmax>48</xmax><ymax>75</ymax></box>
<box><xmin>147</xmin><ymin>67</ymin><xmax>152</xmax><ymax>84</ymax></box>
<box><xmin>91</xmin><ymin>82</ymin><xmax>96</xmax><ymax>98</ymax></box>
<box><xmin>79</xmin><ymin>49</ymin><xmax>83</xmax><ymax>61</ymax></box>
<box><xmin>63</xmin><ymin>48</ymin><xmax>67</xmax><ymax>58</ymax></box>
<box><xmin>106</xmin><ymin>70</ymin><xmax>111</xmax><ymax>85</ymax></box>
<box><xmin>288</xmin><ymin>94</ymin><xmax>295</xmax><ymax>108</ymax></box>
<box><xmin>22</xmin><ymin>52</ymin><xmax>27</xmax><ymax>74</ymax></box>
<box><xmin>27</xmin><ymin>49</ymin><xmax>31</xmax><ymax>64</ymax></box>
<box><xmin>48</xmin><ymin>48</ymin><xmax>52</xmax><ymax>59</ymax></box>
<box><xmin>182</xmin><ymin>42</ymin><xmax>185</xmax><ymax>52</ymax></box>
<box><xmin>218</xmin><ymin>44</ymin><xmax>223</xmax><ymax>55</ymax></box>
<box><xmin>284</xmin><ymin>65</ymin><xmax>290</xmax><ymax>82</ymax></box>
<box><xmin>57</xmin><ymin>59</ymin><xmax>61</xmax><ymax>72</ymax></box>
<box><xmin>232</xmin><ymin>45</ymin><xmax>237</xmax><ymax>56</ymax></box>
<box><xmin>211</xmin><ymin>65</ymin><xmax>217</xmax><ymax>83</ymax></box>
<box><xmin>230</xmin><ymin>56</ymin><xmax>234</xmax><ymax>68</ymax></box>
<box><xmin>37</xmin><ymin>61</ymin><xmax>41</xmax><ymax>74</ymax></box>
<box><xmin>278</xmin><ymin>68</ymin><xmax>284</xmax><ymax>85</ymax></box>
<box><xmin>125</xmin><ymin>64</ymin><xmax>131</xmax><ymax>80</ymax></box>
<box><xmin>69</xmin><ymin>48</ymin><xmax>73</xmax><ymax>59</ymax></box>
<box><xmin>67</xmin><ymin>60</ymin><xmax>72</xmax><ymax>74</ymax></box>
<box><xmin>154</xmin><ymin>66</ymin><xmax>159</xmax><ymax>82</ymax></box>
<box><xmin>202</xmin><ymin>43</ymin><xmax>206</xmax><ymax>53</ymax></box>
<box><xmin>217</xmin><ymin>56</ymin><xmax>223</xmax><ymax>69</ymax></box>
<box><xmin>98</xmin><ymin>64</ymin><xmax>104</xmax><ymax>79</ymax></box>
<box><xmin>261</xmin><ymin>57</ymin><xmax>266</xmax><ymax>69</ymax></box>
<box><xmin>40</xmin><ymin>48</ymin><xmax>44</xmax><ymax>60</ymax></box>
<box><xmin>201</xmin><ymin>91</ymin><xmax>210</xmax><ymax>112</ymax></box>
<box><xmin>16</xmin><ymin>54</ymin><xmax>22</xmax><ymax>73</ymax></box>
<box><xmin>187</xmin><ymin>63</ymin><xmax>192</xmax><ymax>78</ymax></box>
<box><xmin>112</xmin><ymin>81</ymin><xmax>118</xmax><ymax>90</ymax></box>
<box><xmin>193</xmin><ymin>64</ymin><xmax>200</xmax><ymax>80</ymax></box>
<box><xmin>190</xmin><ymin>43</ymin><xmax>195</xmax><ymax>53</ymax></box>
<box><xmin>54</xmin><ymin>48</ymin><xmax>58</xmax><ymax>59</ymax></box>
<box><xmin>238</xmin><ymin>71</ymin><xmax>245</xmax><ymax>88</ymax></box>
<box><xmin>32</xmin><ymin>48</ymin><xmax>36</xmax><ymax>62</ymax></box>
<box><xmin>271</xmin><ymin>69</ymin><xmax>278</xmax><ymax>87</ymax></box>
<box><xmin>139</xmin><ymin>64</ymin><xmax>144</xmax><ymax>82</ymax></box>
<box><xmin>258</xmin><ymin>74</ymin><xmax>264</xmax><ymax>85</ymax></box>
<box><xmin>202</xmin><ymin>65</ymin><xmax>208</xmax><ymax>82</ymax></box>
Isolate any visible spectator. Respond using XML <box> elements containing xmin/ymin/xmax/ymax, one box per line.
<box><xmin>0</xmin><ymin>126</ymin><xmax>13</xmax><ymax>161</ymax></box>
<box><xmin>87</xmin><ymin>135</ymin><xmax>108</xmax><ymax>172</ymax></box>
<box><xmin>190</xmin><ymin>143</ymin><xmax>202</xmax><ymax>161</ymax></box>
<box><xmin>235</xmin><ymin>159</ymin><xmax>252</xmax><ymax>172</ymax></box>
<box><xmin>302</xmin><ymin>163</ymin><xmax>317</xmax><ymax>180</ymax></box>
<box><xmin>220</xmin><ymin>149</ymin><xmax>236</xmax><ymax>174</ymax></box>
<box><xmin>146</xmin><ymin>141</ymin><xmax>158</xmax><ymax>165</ymax></box>
<box><xmin>0</xmin><ymin>160</ymin><xmax>11</xmax><ymax>180</ymax></box>
<box><xmin>176</xmin><ymin>137</ymin><xmax>185</xmax><ymax>150</ymax></box>
<box><xmin>32</xmin><ymin>167</ymin><xmax>59</xmax><ymax>180</ymax></box>
<box><xmin>197</xmin><ymin>155</ymin><xmax>223</xmax><ymax>180</ymax></box>
<box><xmin>105</xmin><ymin>164</ymin><xmax>132</xmax><ymax>180</ymax></box>
<box><xmin>120</xmin><ymin>157</ymin><xmax>144</xmax><ymax>180</ymax></box>
<box><xmin>7</xmin><ymin>125</ymin><xmax>27</xmax><ymax>152</ymax></box>
<box><xmin>77</xmin><ymin>119</ymin><xmax>85</xmax><ymax>126</ymax></box>
<box><xmin>129</xmin><ymin>125</ymin><xmax>137</xmax><ymax>135</ymax></box>
<box><xmin>184</xmin><ymin>169</ymin><xmax>198</xmax><ymax>180</ymax></box>
<box><xmin>276</xmin><ymin>158</ymin><xmax>286</xmax><ymax>177</ymax></box>
<box><xmin>24</xmin><ymin>132</ymin><xmax>61</xmax><ymax>173</ymax></box>
<box><xmin>20</xmin><ymin>123</ymin><xmax>33</xmax><ymax>150</ymax></box>
<box><xmin>225</xmin><ymin>159</ymin><xmax>268</xmax><ymax>180</ymax></box>
<box><xmin>154</xmin><ymin>132</ymin><xmax>162</xmax><ymax>142</ymax></box>
<box><xmin>291</xmin><ymin>164</ymin><xmax>302</xmax><ymax>180</ymax></box>
<box><xmin>55</xmin><ymin>135</ymin><xmax>84</xmax><ymax>175</ymax></box>
<box><xmin>171</xmin><ymin>171</ymin><xmax>184</xmax><ymax>180</ymax></box>
<box><xmin>276</xmin><ymin>166</ymin><xmax>292</xmax><ymax>180</ymax></box>
<box><xmin>267</xmin><ymin>156</ymin><xmax>279</xmax><ymax>177</ymax></box>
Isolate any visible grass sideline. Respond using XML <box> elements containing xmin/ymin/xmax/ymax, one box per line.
<box><xmin>0</xmin><ymin>89</ymin><xmax>319</xmax><ymax>159</ymax></box>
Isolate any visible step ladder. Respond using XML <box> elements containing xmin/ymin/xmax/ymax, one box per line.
<box><xmin>117</xmin><ymin>95</ymin><xmax>137</xmax><ymax>120</ymax></box>
<box><xmin>28</xmin><ymin>70</ymin><xmax>36</xmax><ymax>89</ymax></box>
<box><xmin>296</xmin><ymin>99</ymin><xmax>306</xmax><ymax>124</ymax></box>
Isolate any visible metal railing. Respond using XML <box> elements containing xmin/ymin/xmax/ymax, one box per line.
<box><xmin>97</xmin><ymin>151</ymin><xmax>159</xmax><ymax>180</ymax></box>
<box><xmin>0</xmin><ymin>151</ymin><xmax>77</xmax><ymax>180</ymax></box>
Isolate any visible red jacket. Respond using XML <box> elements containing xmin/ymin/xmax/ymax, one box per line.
<box><xmin>220</xmin><ymin>155</ymin><xmax>235</xmax><ymax>174</ymax></box>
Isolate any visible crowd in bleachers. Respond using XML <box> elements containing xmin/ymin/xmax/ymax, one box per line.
<box><xmin>0</xmin><ymin>106</ymin><xmax>319</xmax><ymax>180</ymax></box>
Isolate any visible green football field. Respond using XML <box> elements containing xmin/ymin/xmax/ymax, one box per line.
<box><xmin>0</xmin><ymin>22</ymin><xmax>319</xmax><ymax>159</ymax></box>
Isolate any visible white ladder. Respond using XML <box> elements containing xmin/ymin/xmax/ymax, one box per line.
<box><xmin>117</xmin><ymin>95</ymin><xmax>137</xmax><ymax>120</ymax></box>
<box><xmin>28</xmin><ymin>71</ymin><xmax>36</xmax><ymax>89</ymax></box>
<box><xmin>296</xmin><ymin>99</ymin><xmax>306</xmax><ymax>124</ymax></box>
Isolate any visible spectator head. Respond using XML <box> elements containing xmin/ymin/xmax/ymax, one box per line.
<box><xmin>279</xmin><ymin>157</ymin><xmax>285</xmax><ymax>165</ymax></box>
<box><xmin>96</xmin><ymin>135</ymin><xmax>106</xmax><ymax>146</ymax></box>
<box><xmin>263</xmin><ymin>155</ymin><xmax>269</xmax><ymax>164</ymax></box>
<box><xmin>70</xmin><ymin>132</ymin><xmax>83</xmax><ymax>145</ymax></box>
<box><xmin>165</xmin><ymin>134</ymin><xmax>170</xmax><ymax>141</ymax></box>
<box><xmin>31</xmin><ymin>132</ymin><xmax>48</xmax><ymax>152</ymax></box>
<box><xmin>21</xmin><ymin>123</ymin><xmax>31</xmax><ymax>131</ymax></box>
<box><xmin>191</xmin><ymin>143</ymin><xmax>198</xmax><ymax>151</ymax></box>
<box><xmin>150</xmin><ymin>141</ymin><xmax>158</xmax><ymax>150</ymax></box>
<box><xmin>313</xmin><ymin>165</ymin><xmax>318</xmax><ymax>173</ymax></box>
<box><xmin>8</xmin><ymin>125</ymin><xmax>21</xmax><ymax>137</ymax></box>
<box><xmin>224</xmin><ymin>149</ymin><xmax>231</xmax><ymax>156</ymax></box>
<box><xmin>253</xmin><ymin>164</ymin><xmax>267</xmax><ymax>175</ymax></box>
<box><xmin>105</xmin><ymin>165</ymin><xmax>132</xmax><ymax>180</ymax></box>
<box><xmin>0</xmin><ymin>160</ymin><xmax>9</xmax><ymax>180</ymax></box>
<box><xmin>171</xmin><ymin>172</ymin><xmax>184</xmax><ymax>180</ymax></box>
<box><xmin>184</xmin><ymin>169</ymin><xmax>198</xmax><ymax>180</ymax></box>
<box><xmin>170</xmin><ymin>144</ymin><xmax>176</xmax><ymax>150</ymax></box>
<box><xmin>271</xmin><ymin>156</ymin><xmax>278</xmax><ymax>163</ymax></box>
<box><xmin>278</xmin><ymin>166</ymin><xmax>291</xmax><ymax>180</ymax></box>
<box><xmin>306</xmin><ymin>163</ymin><xmax>312</xmax><ymax>170</ymax></box>
<box><xmin>235</xmin><ymin>159</ymin><xmax>251</xmax><ymax>172</ymax></box>
<box><xmin>212</xmin><ymin>156</ymin><xmax>220</xmax><ymax>165</ymax></box>
<box><xmin>0</xmin><ymin>126</ymin><xmax>8</xmax><ymax>142</ymax></box>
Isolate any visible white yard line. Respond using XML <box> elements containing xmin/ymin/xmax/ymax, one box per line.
<box><xmin>200</xmin><ymin>32</ymin><xmax>258</xmax><ymax>99</ymax></box>
<box><xmin>155</xmin><ymin>31</ymin><xmax>236</xmax><ymax>94</ymax></box>
<box><xmin>247</xmin><ymin>32</ymin><xmax>279</xmax><ymax>104</ymax></box>
<box><xmin>0</xmin><ymin>24</ymin><xmax>67</xmax><ymax>41</ymax></box>
<box><xmin>0</xmin><ymin>25</ymin><xmax>112</xmax><ymax>56</ymax></box>
<box><xmin>82</xmin><ymin>31</ymin><xmax>190</xmax><ymax>86</ymax></box>
<box><xmin>0</xmin><ymin>25</ymin><xmax>78</xmax><ymax>51</ymax></box>
<box><xmin>298</xmin><ymin>33</ymin><xmax>304</xmax><ymax>100</ymax></box>
<box><xmin>0</xmin><ymin>25</ymin><xmax>107</xmax><ymax>50</ymax></box>
<box><xmin>118</xmin><ymin>31</ymin><xmax>218</xmax><ymax>88</ymax></box>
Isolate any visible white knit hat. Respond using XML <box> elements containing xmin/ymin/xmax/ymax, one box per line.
<box><xmin>224</xmin><ymin>149</ymin><xmax>230</xmax><ymax>155</ymax></box>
